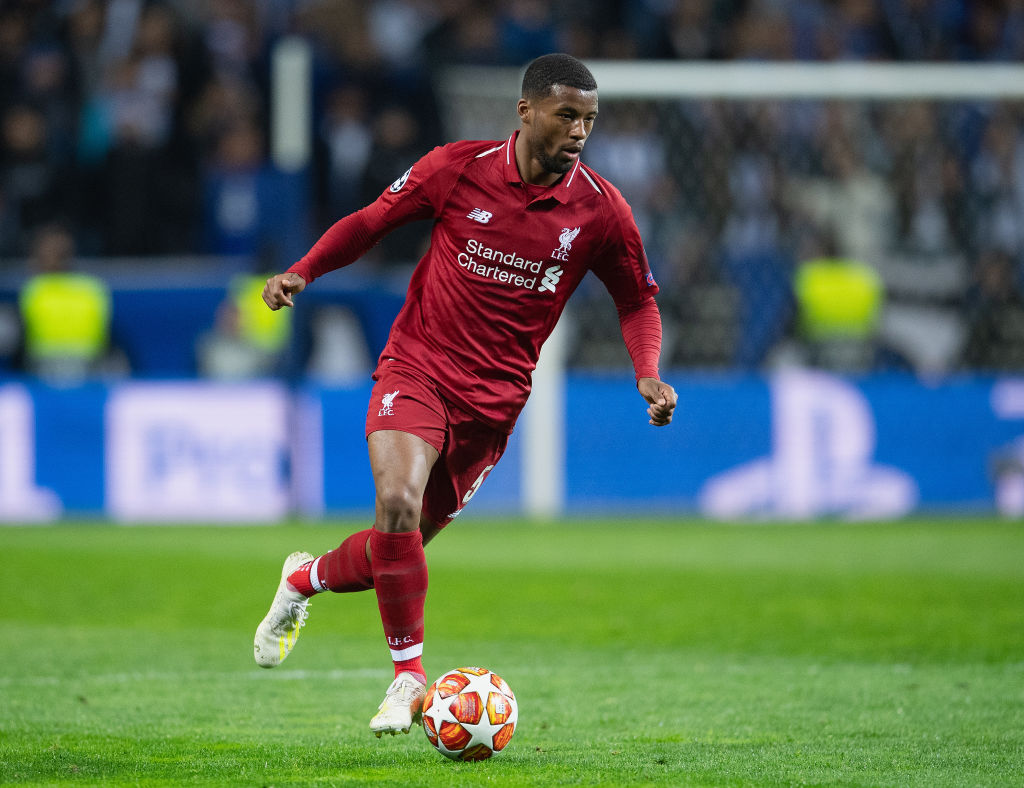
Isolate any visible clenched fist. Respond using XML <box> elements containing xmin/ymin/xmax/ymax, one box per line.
<box><xmin>262</xmin><ymin>272</ymin><xmax>307</xmax><ymax>310</ymax></box>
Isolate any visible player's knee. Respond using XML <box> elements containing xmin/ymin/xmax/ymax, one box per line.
<box><xmin>375</xmin><ymin>485</ymin><xmax>422</xmax><ymax>532</ymax></box>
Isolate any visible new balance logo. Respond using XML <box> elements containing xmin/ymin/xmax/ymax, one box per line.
<box><xmin>538</xmin><ymin>264</ymin><xmax>563</xmax><ymax>293</ymax></box>
<box><xmin>467</xmin><ymin>208</ymin><xmax>493</xmax><ymax>224</ymax></box>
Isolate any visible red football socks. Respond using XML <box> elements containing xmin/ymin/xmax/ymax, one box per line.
<box><xmin>323</xmin><ymin>529</ymin><xmax>374</xmax><ymax>592</ymax></box>
<box><xmin>283</xmin><ymin>527</ymin><xmax>428</xmax><ymax>683</ymax></box>
<box><xmin>286</xmin><ymin>529</ymin><xmax>374</xmax><ymax>597</ymax></box>
<box><xmin>286</xmin><ymin>559</ymin><xmax>318</xmax><ymax>597</ymax></box>
<box><xmin>369</xmin><ymin>528</ymin><xmax>428</xmax><ymax>683</ymax></box>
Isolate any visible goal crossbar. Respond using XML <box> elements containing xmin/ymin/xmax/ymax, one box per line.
<box><xmin>442</xmin><ymin>61</ymin><xmax>1024</xmax><ymax>101</ymax></box>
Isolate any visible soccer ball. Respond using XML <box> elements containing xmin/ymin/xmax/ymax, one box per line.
<box><xmin>421</xmin><ymin>667</ymin><xmax>518</xmax><ymax>761</ymax></box>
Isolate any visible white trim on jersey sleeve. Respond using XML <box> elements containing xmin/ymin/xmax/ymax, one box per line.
<box><xmin>476</xmin><ymin>143</ymin><xmax>506</xmax><ymax>158</ymax></box>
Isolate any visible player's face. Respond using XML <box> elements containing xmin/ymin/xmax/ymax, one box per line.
<box><xmin>519</xmin><ymin>85</ymin><xmax>598</xmax><ymax>179</ymax></box>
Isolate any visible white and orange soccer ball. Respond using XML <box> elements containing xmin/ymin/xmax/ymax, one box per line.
<box><xmin>421</xmin><ymin>667</ymin><xmax>518</xmax><ymax>761</ymax></box>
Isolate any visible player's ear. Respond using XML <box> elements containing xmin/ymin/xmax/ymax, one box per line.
<box><xmin>517</xmin><ymin>98</ymin><xmax>531</xmax><ymax>124</ymax></box>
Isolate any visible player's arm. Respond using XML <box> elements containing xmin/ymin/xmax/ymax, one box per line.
<box><xmin>262</xmin><ymin>146</ymin><xmax>454</xmax><ymax>310</ymax></box>
<box><xmin>260</xmin><ymin>203</ymin><xmax>393</xmax><ymax>312</ymax></box>
<box><xmin>592</xmin><ymin>196</ymin><xmax>677</xmax><ymax>426</ymax></box>
<box><xmin>619</xmin><ymin>298</ymin><xmax>678</xmax><ymax>427</ymax></box>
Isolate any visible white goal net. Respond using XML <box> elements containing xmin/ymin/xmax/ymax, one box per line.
<box><xmin>438</xmin><ymin>61</ymin><xmax>1024</xmax><ymax>377</ymax></box>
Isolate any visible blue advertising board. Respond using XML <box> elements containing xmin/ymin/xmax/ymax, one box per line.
<box><xmin>2</xmin><ymin>371</ymin><xmax>1023</xmax><ymax>522</ymax></box>
<box><xmin>566</xmin><ymin>370</ymin><xmax>1023</xmax><ymax>517</ymax></box>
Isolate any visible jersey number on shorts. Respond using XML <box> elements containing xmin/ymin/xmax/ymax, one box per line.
<box><xmin>462</xmin><ymin>465</ymin><xmax>495</xmax><ymax>505</ymax></box>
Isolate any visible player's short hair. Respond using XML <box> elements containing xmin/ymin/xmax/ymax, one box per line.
<box><xmin>521</xmin><ymin>53</ymin><xmax>597</xmax><ymax>100</ymax></box>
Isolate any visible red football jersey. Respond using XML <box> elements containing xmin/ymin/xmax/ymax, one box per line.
<box><xmin>291</xmin><ymin>131</ymin><xmax>660</xmax><ymax>431</ymax></box>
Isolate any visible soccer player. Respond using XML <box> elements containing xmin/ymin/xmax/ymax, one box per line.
<box><xmin>254</xmin><ymin>53</ymin><xmax>677</xmax><ymax>737</ymax></box>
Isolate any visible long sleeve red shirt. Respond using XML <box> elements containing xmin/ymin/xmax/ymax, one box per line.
<box><xmin>290</xmin><ymin>132</ymin><xmax>662</xmax><ymax>431</ymax></box>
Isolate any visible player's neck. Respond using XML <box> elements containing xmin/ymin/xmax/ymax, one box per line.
<box><xmin>514</xmin><ymin>132</ymin><xmax>561</xmax><ymax>187</ymax></box>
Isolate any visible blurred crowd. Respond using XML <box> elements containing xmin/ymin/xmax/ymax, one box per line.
<box><xmin>2</xmin><ymin>0</ymin><xmax>1024</xmax><ymax>377</ymax></box>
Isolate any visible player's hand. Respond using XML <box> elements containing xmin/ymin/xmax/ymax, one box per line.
<box><xmin>637</xmin><ymin>377</ymin><xmax>677</xmax><ymax>427</ymax></box>
<box><xmin>262</xmin><ymin>272</ymin><xmax>307</xmax><ymax>310</ymax></box>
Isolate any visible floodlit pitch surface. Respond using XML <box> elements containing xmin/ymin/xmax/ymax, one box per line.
<box><xmin>1</xmin><ymin>518</ymin><xmax>1022</xmax><ymax>786</ymax></box>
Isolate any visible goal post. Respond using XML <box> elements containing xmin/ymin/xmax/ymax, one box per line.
<box><xmin>438</xmin><ymin>61</ymin><xmax>1024</xmax><ymax>105</ymax></box>
<box><xmin>586</xmin><ymin>61</ymin><xmax>1024</xmax><ymax>100</ymax></box>
<box><xmin>436</xmin><ymin>61</ymin><xmax>1024</xmax><ymax>517</ymax></box>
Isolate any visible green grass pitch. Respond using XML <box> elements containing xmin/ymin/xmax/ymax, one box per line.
<box><xmin>1</xmin><ymin>517</ymin><xmax>1022</xmax><ymax>786</ymax></box>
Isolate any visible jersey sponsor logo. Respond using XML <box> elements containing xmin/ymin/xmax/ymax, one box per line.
<box><xmin>551</xmin><ymin>226</ymin><xmax>580</xmax><ymax>262</ymax></box>
<box><xmin>537</xmin><ymin>264</ymin><xmax>564</xmax><ymax>293</ymax></box>
<box><xmin>389</xmin><ymin>166</ymin><xmax>412</xmax><ymax>193</ymax></box>
<box><xmin>378</xmin><ymin>390</ymin><xmax>399</xmax><ymax>416</ymax></box>
<box><xmin>455</xmin><ymin>237</ymin><xmax>572</xmax><ymax>295</ymax></box>
<box><xmin>463</xmin><ymin>239</ymin><xmax>541</xmax><ymax>272</ymax></box>
<box><xmin>646</xmin><ymin>271</ymin><xmax>656</xmax><ymax>287</ymax></box>
<box><xmin>467</xmin><ymin>208</ymin><xmax>493</xmax><ymax>224</ymax></box>
<box><xmin>457</xmin><ymin>238</ymin><xmax>544</xmax><ymax>289</ymax></box>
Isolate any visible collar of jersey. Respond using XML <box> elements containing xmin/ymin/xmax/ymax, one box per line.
<box><xmin>502</xmin><ymin>131</ymin><xmax>577</xmax><ymax>205</ymax></box>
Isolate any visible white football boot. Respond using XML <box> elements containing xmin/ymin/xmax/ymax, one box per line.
<box><xmin>369</xmin><ymin>672</ymin><xmax>426</xmax><ymax>737</ymax></box>
<box><xmin>253</xmin><ymin>551</ymin><xmax>314</xmax><ymax>668</ymax></box>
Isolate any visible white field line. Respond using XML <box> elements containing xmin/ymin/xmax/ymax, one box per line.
<box><xmin>2</xmin><ymin>662</ymin><xmax>562</xmax><ymax>688</ymax></box>
<box><xmin>0</xmin><ymin>667</ymin><xmax>390</xmax><ymax>688</ymax></box>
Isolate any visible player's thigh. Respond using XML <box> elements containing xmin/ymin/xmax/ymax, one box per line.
<box><xmin>366</xmin><ymin>365</ymin><xmax>447</xmax><ymax>519</ymax></box>
<box><xmin>367</xmin><ymin>429</ymin><xmax>439</xmax><ymax>500</ymax></box>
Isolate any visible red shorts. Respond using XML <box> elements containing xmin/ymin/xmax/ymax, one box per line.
<box><xmin>366</xmin><ymin>361</ymin><xmax>508</xmax><ymax>527</ymax></box>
